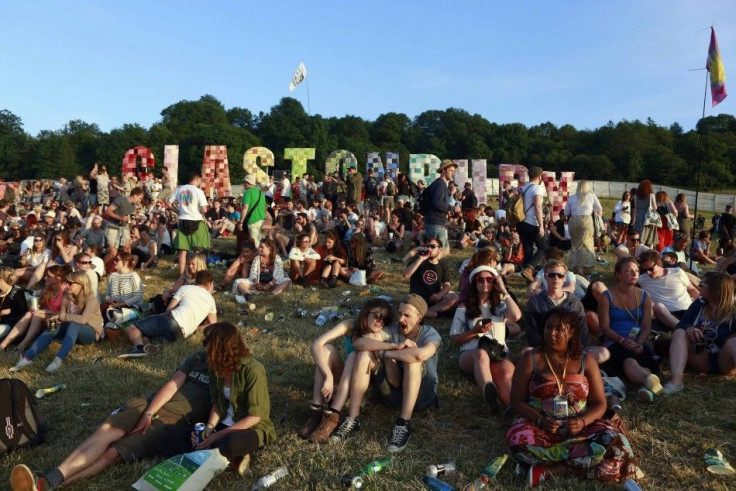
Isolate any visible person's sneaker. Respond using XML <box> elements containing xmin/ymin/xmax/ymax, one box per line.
<box><xmin>9</xmin><ymin>357</ymin><xmax>33</xmax><ymax>372</ymax></box>
<box><xmin>297</xmin><ymin>408</ymin><xmax>322</xmax><ymax>439</ymax></box>
<box><xmin>36</xmin><ymin>476</ymin><xmax>49</xmax><ymax>491</ymax></box>
<box><xmin>386</xmin><ymin>421</ymin><xmax>411</xmax><ymax>453</ymax></box>
<box><xmin>330</xmin><ymin>416</ymin><xmax>361</xmax><ymax>442</ymax></box>
<box><xmin>662</xmin><ymin>382</ymin><xmax>684</xmax><ymax>395</ymax></box>
<box><xmin>484</xmin><ymin>381</ymin><xmax>501</xmax><ymax>415</ymax></box>
<box><xmin>10</xmin><ymin>464</ymin><xmax>35</xmax><ymax>491</ymax></box>
<box><xmin>528</xmin><ymin>464</ymin><xmax>552</xmax><ymax>488</ymax></box>
<box><xmin>521</xmin><ymin>266</ymin><xmax>535</xmax><ymax>284</ymax></box>
<box><xmin>637</xmin><ymin>388</ymin><xmax>654</xmax><ymax>404</ymax></box>
<box><xmin>143</xmin><ymin>344</ymin><xmax>163</xmax><ymax>355</ymax></box>
<box><xmin>117</xmin><ymin>346</ymin><xmax>147</xmax><ymax>359</ymax></box>
<box><xmin>607</xmin><ymin>394</ymin><xmax>623</xmax><ymax>413</ymax></box>
<box><xmin>308</xmin><ymin>411</ymin><xmax>340</xmax><ymax>443</ymax></box>
<box><xmin>229</xmin><ymin>454</ymin><xmax>251</xmax><ymax>477</ymax></box>
<box><xmin>328</xmin><ymin>276</ymin><xmax>337</xmax><ymax>288</ymax></box>
<box><xmin>45</xmin><ymin>357</ymin><xmax>63</xmax><ymax>373</ymax></box>
<box><xmin>644</xmin><ymin>374</ymin><xmax>663</xmax><ymax>395</ymax></box>
<box><xmin>320</xmin><ymin>278</ymin><xmax>329</xmax><ymax>289</ymax></box>
<box><xmin>502</xmin><ymin>405</ymin><xmax>516</xmax><ymax>425</ymax></box>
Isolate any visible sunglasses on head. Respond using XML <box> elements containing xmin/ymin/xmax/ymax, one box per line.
<box><xmin>546</xmin><ymin>272</ymin><xmax>566</xmax><ymax>279</ymax></box>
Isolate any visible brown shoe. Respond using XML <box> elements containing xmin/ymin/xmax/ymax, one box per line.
<box><xmin>297</xmin><ymin>407</ymin><xmax>322</xmax><ymax>439</ymax></box>
<box><xmin>10</xmin><ymin>464</ymin><xmax>35</xmax><ymax>491</ymax></box>
<box><xmin>308</xmin><ymin>411</ymin><xmax>340</xmax><ymax>443</ymax></box>
<box><xmin>521</xmin><ymin>266</ymin><xmax>535</xmax><ymax>284</ymax></box>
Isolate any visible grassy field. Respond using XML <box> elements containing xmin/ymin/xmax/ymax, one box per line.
<box><xmin>1</xmin><ymin>203</ymin><xmax>735</xmax><ymax>491</ymax></box>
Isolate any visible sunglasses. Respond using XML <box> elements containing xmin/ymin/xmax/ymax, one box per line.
<box><xmin>64</xmin><ymin>281</ymin><xmax>80</xmax><ymax>286</ymax></box>
<box><xmin>475</xmin><ymin>276</ymin><xmax>495</xmax><ymax>284</ymax></box>
<box><xmin>368</xmin><ymin>310</ymin><xmax>384</xmax><ymax>320</ymax></box>
<box><xmin>34</xmin><ymin>238</ymin><xmax>44</xmax><ymax>242</ymax></box>
<box><xmin>546</xmin><ymin>272</ymin><xmax>566</xmax><ymax>279</ymax></box>
<box><xmin>426</xmin><ymin>244</ymin><xmax>439</xmax><ymax>249</ymax></box>
<box><xmin>629</xmin><ymin>237</ymin><xmax>641</xmax><ymax>243</ymax></box>
<box><xmin>77</xmin><ymin>260</ymin><xmax>92</xmax><ymax>265</ymax></box>
<box><xmin>643</xmin><ymin>266</ymin><xmax>655</xmax><ymax>273</ymax></box>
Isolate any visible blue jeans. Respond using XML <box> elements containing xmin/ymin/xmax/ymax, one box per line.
<box><xmin>424</xmin><ymin>223</ymin><xmax>449</xmax><ymax>249</ymax></box>
<box><xmin>25</xmin><ymin>322</ymin><xmax>98</xmax><ymax>360</ymax></box>
<box><xmin>0</xmin><ymin>324</ymin><xmax>11</xmax><ymax>341</ymax></box>
<box><xmin>135</xmin><ymin>312</ymin><xmax>181</xmax><ymax>343</ymax></box>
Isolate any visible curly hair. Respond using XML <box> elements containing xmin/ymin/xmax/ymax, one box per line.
<box><xmin>353</xmin><ymin>298</ymin><xmax>393</xmax><ymax>339</ymax></box>
<box><xmin>540</xmin><ymin>308</ymin><xmax>583</xmax><ymax>359</ymax></box>
<box><xmin>637</xmin><ymin>180</ymin><xmax>653</xmax><ymax>200</ymax></box>
<box><xmin>204</xmin><ymin>322</ymin><xmax>251</xmax><ymax>377</ymax></box>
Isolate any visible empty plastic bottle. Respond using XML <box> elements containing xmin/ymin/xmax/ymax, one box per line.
<box><xmin>252</xmin><ymin>465</ymin><xmax>289</xmax><ymax>490</ymax></box>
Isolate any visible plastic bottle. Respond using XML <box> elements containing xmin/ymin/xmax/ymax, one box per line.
<box><xmin>468</xmin><ymin>455</ymin><xmax>507</xmax><ymax>490</ymax></box>
<box><xmin>423</xmin><ymin>475</ymin><xmax>455</xmax><ymax>491</ymax></box>
<box><xmin>623</xmin><ymin>479</ymin><xmax>642</xmax><ymax>491</ymax></box>
<box><xmin>358</xmin><ymin>455</ymin><xmax>391</xmax><ymax>475</ymax></box>
<box><xmin>315</xmin><ymin>311</ymin><xmax>328</xmax><ymax>327</ymax></box>
<box><xmin>252</xmin><ymin>465</ymin><xmax>289</xmax><ymax>490</ymax></box>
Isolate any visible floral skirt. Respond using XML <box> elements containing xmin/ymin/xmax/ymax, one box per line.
<box><xmin>506</xmin><ymin>417</ymin><xmax>643</xmax><ymax>483</ymax></box>
<box><xmin>568</xmin><ymin>215</ymin><xmax>596</xmax><ymax>272</ymax></box>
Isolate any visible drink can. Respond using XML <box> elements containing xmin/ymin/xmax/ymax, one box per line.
<box><xmin>193</xmin><ymin>422</ymin><xmax>207</xmax><ymax>444</ymax></box>
<box><xmin>47</xmin><ymin>320</ymin><xmax>58</xmax><ymax>333</ymax></box>
<box><xmin>341</xmin><ymin>475</ymin><xmax>364</xmax><ymax>488</ymax></box>
<box><xmin>426</xmin><ymin>462</ymin><xmax>457</xmax><ymax>478</ymax></box>
<box><xmin>623</xmin><ymin>479</ymin><xmax>642</xmax><ymax>491</ymax></box>
<box><xmin>29</xmin><ymin>296</ymin><xmax>39</xmax><ymax>311</ymax></box>
<box><xmin>422</xmin><ymin>475</ymin><xmax>455</xmax><ymax>491</ymax></box>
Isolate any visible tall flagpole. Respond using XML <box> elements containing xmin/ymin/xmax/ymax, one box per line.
<box><xmin>689</xmin><ymin>66</ymin><xmax>710</xmax><ymax>269</ymax></box>
<box><xmin>306</xmin><ymin>76</ymin><xmax>311</xmax><ymax>116</ymax></box>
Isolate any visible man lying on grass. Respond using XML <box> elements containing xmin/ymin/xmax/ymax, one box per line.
<box><xmin>10</xmin><ymin>349</ymin><xmax>211</xmax><ymax>491</ymax></box>
<box><xmin>119</xmin><ymin>270</ymin><xmax>217</xmax><ymax>358</ymax></box>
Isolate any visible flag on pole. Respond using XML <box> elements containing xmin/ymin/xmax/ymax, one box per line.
<box><xmin>706</xmin><ymin>27</ymin><xmax>727</xmax><ymax>107</ymax></box>
<box><xmin>289</xmin><ymin>62</ymin><xmax>307</xmax><ymax>91</ymax></box>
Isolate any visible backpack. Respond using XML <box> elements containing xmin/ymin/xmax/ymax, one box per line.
<box><xmin>418</xmin><ymin>184</ymin><xmax>433</xmax><ymax>215</ymax></box>
<box><xmin>365</xmin><ymin>176</ymin><xmax>378</xmax><ymax>196</ymax></box>
<box><xmin>386</xmin><ymin>180</ymin><xmax>396</xmax><ymax>197</ymax></box>
<box><xmin>0</xmin><ymin>378</ymin><xmax>46</xmax><ymax>455</ymax></box>
<box><xmin>504</xmin><ymin>185</ymin><xmax>531</xmax><ymax>227</ymax></box>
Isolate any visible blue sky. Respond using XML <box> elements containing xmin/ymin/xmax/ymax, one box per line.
<box><xmin>1</xmin><ymin>1</ymin><xmax>734</xmax><ymax>136</ymax></box>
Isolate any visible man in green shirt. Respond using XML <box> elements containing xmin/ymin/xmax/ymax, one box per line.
<box><xmin>237</xmin><ymin>174</ymin><xmax>266</xmax><ymax>244</ymax></box>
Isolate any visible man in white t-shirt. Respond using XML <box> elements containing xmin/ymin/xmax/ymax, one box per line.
<box><xmin>120</xmin><ymin>271</ymin><xmax>217</xmax><ymax>358</ymax></box>
<box><xmin>281</xmin><ymin>175</ymin><xmax>292</xmax><ymax>201</ymax></box>
<box><xmin>637</xmin><ymin>250</ymin><xmax>698</xmax><ymax>330</ymax></box>
<box><xmin>615</xmin><ymin>231</ymin><xmax>650</xmax><ymax>260</ymax></box>
<box><xmin>516</xmin><ymin>167</ymin><xmax>548</xmax><ymax>283</ymax></box>
<box><xmin>171</xmin><ymin>172</ymin><xmax>209</xmax><ymax>276</ymax></box>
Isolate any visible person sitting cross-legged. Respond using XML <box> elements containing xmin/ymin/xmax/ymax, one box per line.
<box><xmin>119</xmin><ymin>270</ymin><xmax>217</xmax><ymax>358</ymax></box>
<box><xmin>288</xmin><ymin>232</ymin><xmax>321</xmax><ymax>286</ymax></box>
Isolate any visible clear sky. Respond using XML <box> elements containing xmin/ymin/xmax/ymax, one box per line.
<box><xmin>1</xmin><ymin>1</ymin><xmax>734</xmax><ymax>136</ymax></box>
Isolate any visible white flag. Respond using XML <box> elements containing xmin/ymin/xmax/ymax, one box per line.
<box><xmin>289</xmin><ymin>62</ymin><xmax>307</xmax><ymax>91</ymax></box>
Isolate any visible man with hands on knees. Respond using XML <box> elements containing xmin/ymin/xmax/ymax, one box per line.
<box><xmin>349</xmin><ymin>294</ymin><xmax>442</xmax><ymax>454</ymax></box>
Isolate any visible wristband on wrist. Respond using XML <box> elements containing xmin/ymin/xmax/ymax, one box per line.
<box><xmin>144</xmin><ymin>412</ymin><xmax>155</xmax><ymax>418</ymax></box>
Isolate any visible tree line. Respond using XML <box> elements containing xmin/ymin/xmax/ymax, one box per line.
<box><xmin>1</xmin><ymin>95</ymin><xmax>735</xmax><ymax>190</ymax></box>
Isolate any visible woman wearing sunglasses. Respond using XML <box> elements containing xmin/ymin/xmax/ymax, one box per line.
<box><xmin>299</xmin><ymin>298</ymin><xmax>393</xmax><ymax>443</ymax></box>
<box><xmin>10</xmin><ymin>270</ymin><xmax>102</xmax><ymax>373</ymax></box>
<box><xmin>450</xmin><ymin>266</ymin><xmax>521</xmax><ymax>414</ymax></box>
<box><xmin>0</xmin><ymin>265</ymin><xmax>71</xmax><ymax>352</ymax></box>
<box><xmin>15</xmin><ymin>232</ymin><xmax>51</xmax><ymax>285</ymax></box>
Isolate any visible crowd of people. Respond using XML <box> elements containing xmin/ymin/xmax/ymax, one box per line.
<box><xmin>2</xmin><ymin>163</ymin><xmax>735</xmax><ymax>490</ymax></box>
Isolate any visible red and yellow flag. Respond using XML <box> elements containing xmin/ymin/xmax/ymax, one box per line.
<box><xmin>706</xmin><ymin>27</ymin><xmax>727</xmax><ymax>107</ymax></box>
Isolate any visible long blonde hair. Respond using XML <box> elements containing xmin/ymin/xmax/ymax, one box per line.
<box><xmin>575</xmin><ymin>180</ymin><xmax>592</xmax><ymax>198</ymax></box>
<box><xmin>66</xmin><ymin>270</ymin><xmax>91</xmax><ymax>308</ymax></box>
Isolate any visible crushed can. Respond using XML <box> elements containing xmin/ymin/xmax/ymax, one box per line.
<box><xmin>193</xmin><ymin>422</ymin><xmax>207</xmax><ymax>445</ymax></box>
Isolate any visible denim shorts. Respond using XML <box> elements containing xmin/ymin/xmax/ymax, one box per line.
<box><xmin>136</xmin><ymin>312</ymin><xmax>182</xmax><ymax>342</ymax></box>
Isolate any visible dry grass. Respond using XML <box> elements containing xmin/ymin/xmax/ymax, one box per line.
<box><xmin>1</xmin><ymin>226</ymin><xmax>735</xmax><ymax>490</ymax></box>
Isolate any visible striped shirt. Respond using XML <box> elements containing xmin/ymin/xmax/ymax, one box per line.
<box><xmin>105</xmin><ymin>272</ymin><xmax>143</xmax><ymax>309</ymax></box>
